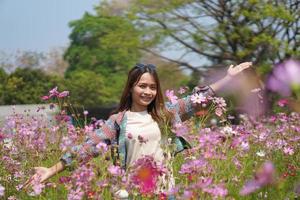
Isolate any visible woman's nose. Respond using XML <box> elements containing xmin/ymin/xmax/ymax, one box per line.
<box><xmin>144</xmin><ymin>87</ymin><xmax>152</xmax><ymax>94</ymax></box>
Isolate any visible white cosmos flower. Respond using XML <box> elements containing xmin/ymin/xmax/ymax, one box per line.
<box><xmin>256</xmin><ymin>150</ymin><xmax>266</xmax><ymax>157</ymax></box>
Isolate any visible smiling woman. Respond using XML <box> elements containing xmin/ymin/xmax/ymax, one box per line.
<box><xmin>25</xmin><ymin>62</ymin><xmax>252</xmax><ymax>198</ymax></box>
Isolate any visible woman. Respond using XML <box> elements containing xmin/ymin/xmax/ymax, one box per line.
<box><xmin>25</xmin><ymin>62</ymin><xmax>252</xmax><ymax>196</ymax></box>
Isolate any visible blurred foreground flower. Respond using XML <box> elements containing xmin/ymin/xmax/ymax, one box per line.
<box><xmin>240</xmin><ymin>161</ymin><xmax>275</xmax><ymax>195</ymax></box>
<box><xmin>129</xmin><ymin>156</ymin><xmax>164</xmax><ymax>195</ymax></box>
<box><xmin>165</xmin><ymin>90</ymin><xmax>178</xmax><ymax>105</ymax></box>
<box><xmin>267</xmin><ymin>59</ymin><xmax>300</xmax><ymax>97</ymax></box>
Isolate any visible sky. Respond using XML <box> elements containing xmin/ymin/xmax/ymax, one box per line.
<box><xmin>0</xmin><ymin>0</ymin><xmax>99</xmax><ymax>53</ymax></box>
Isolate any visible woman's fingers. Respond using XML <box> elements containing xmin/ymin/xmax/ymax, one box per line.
<box><xmin>22</xmin><ymin>168</ymin><xmax>44</xmax><ymax>190</ymax></box>
<box><xmin>22</xmin><ymin>174</ymin><xmax>37</xmax><ymax>190</ymax></box>
<box><xmin>228</xmin><ymin>64</ymin><xmax>234</xmax><ymax>70</ymax></box>
<box><xmin>238</xmin><ymin>62</ymin><xmax>252</xmax><ymax>70</ymax></box>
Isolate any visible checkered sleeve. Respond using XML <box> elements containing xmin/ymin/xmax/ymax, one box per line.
<box><xmin>165</xmin><ymin>86</ymin><xmax>215</xmax><ymax>121</ymax></box>
<box><xmin>60</xmin><ymin>114</ymin><xmax>118</xmax><ymax>167</ymax></box>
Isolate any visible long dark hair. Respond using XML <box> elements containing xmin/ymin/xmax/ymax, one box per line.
<box><xmin>112</xmin><ymin>64</ymin><xmax>171</xmax><ymax>124</ymax></box>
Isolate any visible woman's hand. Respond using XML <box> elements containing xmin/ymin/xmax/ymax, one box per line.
<box><xmin>227</xmin><ymin>62</ymin><xmax>252</xmax><ymax>77</ymax></box>
<box><xmin>23</xmin><ymin>161</ymin><xmax>65</xmax><ymax>190</ymax></box>
<box><xmin>23</xmin><ymin>167</ymin><xmax>53</xmax><ymax>190</ymax></box>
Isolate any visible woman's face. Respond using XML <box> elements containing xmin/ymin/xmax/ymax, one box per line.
<box><xmin>131</xmin><ymin>72</ymin><xmax>157</xmax><ymax>112</ymax></box>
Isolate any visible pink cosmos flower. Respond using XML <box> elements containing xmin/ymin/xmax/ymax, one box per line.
<box><xmin>191</xmin><ymin>93</ymin><xmax>206</xmax><ymax>104</ymax></box>
<box><xmin>129</xmin><ymin>156</ymin><xmax>163</xmax><ymax>195</ymax></box>
<box><xmin>49</xmin><ymin>86</ymin><xmax>59</xmax><ymax>98</ymax></box>
<box><xmin>96</xmin><ymin>142</ymin><xmax>108</xmax><ymax>152</ymax></box>
<box><xmin>67</xmin><ymin>187</ymin><xmax>84</xmax><ymax>200</ymax></box>
<box><xmin>277</xmin><ymin>99</ymin><xmax>289</xmax><ymax>107</ymax></box>
<box><xmin>195</xmin><ymin>177</ymin><xmax>213</xmax><ymax>189</ymax></box>
<box><xmin>240</xmin><ymin>161</ymin><xmax>275</xmax><ymax>195</ymax></box>
<box><xmin>283</xmin><ymin>146</ymin><xmax>294</xmax><ymax>155</ymax></box>
<box><xmin>41</xmin><ymin>95</ymin><xmax>50</xmax><ymax>101</ymax></box>
<box><xmin>172</xmin><ymin>123</ymin><xmax>189</xmax><ymax>136</ymax></box>
<box><xmin>165</xmin><ymin>89</ymin><xmax>178</xmax><ymax>104</ymax></box>
<box><xmin>83</xmin><ymin>110</ymin><xmax>88</xmax><ymax>116</ymax></box>
<box><xmin>108</xmin><ymin>165</ymin><xmax>124</xmax><ymax>176</ymax></box>
<box><xmin>213</xmin><ymin>97</ymin><xmax>227</xmax><ymax>108</ymax></box>
<box><xmin>58</xmin><ymin>91</ymin><xmax>70</xmax><ymax>98</ymax></box>
<box><xmin>215</xmin><ymin>107</ymin><xmax>223</xmax><ymax>117</ymax></box>
<box><xmin>178</xmin><ymin>86</ymin><xmax>189</xmax><ymax>94</ymax></box>
<box><xmin>267</xmin><ymin>59</ymin><xmax>300</xmax><ymax>96</ymax></box>
<box><xmin>29</xmin><ymin>176</ymin><xmax>45</xmax><ymax>196</ymax></box>
<box><xmin>59</xmin><ymin>176</ymin><xmax>72</xmax><ymax>184</ymax></box>
<box><xmin>203</xmin><ymin>183</ymin><xmax>228</xmax><ymax>198</ymax></box>
<box><xmin>183</xmin><ymin>190</ymin><xmax>193</xmax><ymax>198</ymax></box>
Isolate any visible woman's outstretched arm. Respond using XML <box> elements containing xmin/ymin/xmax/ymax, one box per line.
<box><xmin>23</xmin><ymin>161</ymin><xmax>65</xmax><ymax>189</ymax></box>
<box><xmin>24</xmin><ymin>113</ymin><xmax>121</xmax><ymax>188</ymax></box>
<box><xmin>209</xmin><ymin>62</ymin><xmax>252</xmax><ymax>93</ymax></box>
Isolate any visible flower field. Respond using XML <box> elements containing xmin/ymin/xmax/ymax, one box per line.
<box><xmin>0</xmin><ymin>85</ymin><xmax>299</xmax><ymax>200</ymax></box>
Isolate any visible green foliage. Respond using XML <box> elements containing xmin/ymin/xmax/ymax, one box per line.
<box><xmin>1</xmin><ymin>68</ymin><xmax>62</xmax><ymax>105</ymax></box>
<box><xmin>63</xmin><ymin>70</ymin><xmax>121</xmax><ymax>107</ymax></box>
<box><xmin>0</xmin><ymin>68</ymin><xmax>7</xmax><ymax>104</ymax></box>
<box><xmin>64</xmin><ymin>13</ymin><xmax>141</xmax><ymax>77</ymax></box>
<box><xmin>157</xmin><ymin>63</ymin><xmax>190</xmax><ymax>92</ymax></box>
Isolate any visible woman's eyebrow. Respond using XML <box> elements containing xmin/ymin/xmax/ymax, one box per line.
<box><xmin>138</xmin><ymin>82</ymin><xmax>156</xmax><ymax>85</ymax></box>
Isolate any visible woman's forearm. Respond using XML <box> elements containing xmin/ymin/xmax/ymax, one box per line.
<box><xmin>209</xmin><ymin>75</ymin><xmax>232</xmax><ymax>93</ymax></box>
<box><xmin>49</xmin><ymin>161</ymin><xmax>65</xmax><ymax>176</ymax></box>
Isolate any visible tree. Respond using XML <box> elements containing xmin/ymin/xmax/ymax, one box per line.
<box><xmin>64</xmin><ymin>12</ymin><xmax>141</xmax><ymax>76</ymax></box>
<box><xmin>63</xmin><ymin>70</ymin><xmax>118</xmax><ymax>107</ymax></box>
<box><xmin>98</xmin><ymin>0</ymin><xmax>299</xmax><ymax>77</ymax></box>
<box><xmin>2</xmin><ymin>68</ymin><xmax>62</xmax><ymax>105</ymax></box>
<box><xmin>0</xmin><ymin>68</ymin><xmax>7</xmax><ymax>104</ymax></box>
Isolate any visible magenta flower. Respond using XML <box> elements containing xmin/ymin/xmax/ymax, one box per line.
<box><xmin>171</xmin><ymin>122</ymin><xmax>189</xmax><ymax>136</ymax></box>
<box><xmin>49</xmin><ymin>86</ymin><xmax>59</xmax><ymax>98</ymax></box>
<box><xmin>129</xmin><ymin>156</ymin><xmax>163</xmax><ymax>195</ymax></box>
<box><xmin>96</xmin><ymin>142</ymin><xmax>108</xmax><ymax>152</ymax></box>
<box><xmin>67</xmin><ymin>187</ymin><xmax>84</xmax><ymax>200</ymax></box>
<box><xmin>203</xmin><ymin>183</ymin><xmax>228</xmax><ymax>198</ymax></box>
<box><xmin>59</xmin><ymin>176</ymin><xmax>72</xmax><ymax>184</ymax></box>
<box><xmin>283</xmin><ymin>146</ymin><xmax>294</xmax><ymax>155</ymax></box>
<box><xmin>183</xmin><ymin>190</ymin><xmax>193</xmax><ymax>198</ymax></box>
<box><xmin>277</xmin><ymin>99</ymin><xmax>289</xmax><ymax>107</ymax></box>
<box><xmin>178</xmin><ymin>86</ymin><xmax>189</xmax><ymax>94</ymax></box>
<box><xmin>108</xmin><ymin>165</ymin><xmax>124</xmax><ymax>176</ymax></box>
<box><xmin>29</xmin><ymin>176</ymin><xmax>45</xmax><ymax>196</ymax></box>
<box><xmin>267</xmin><ymin>59</ymin><xmax>300</xmax><ymax>96</ymax></box>
<box><xmin>165</xmin><ymin>89</ymin><xmax>178</xmax><ymax>104</ymax></box>
<box><xmin>41</xmin><ymin>95</ymin><xmax>50</xmax><ymax>101</ymax></box>
<box><xmin>215</xmin><ymin>107</ymin><xmax>223</xmax><ymax>117</ymax></box>
<box><xmin>58</xmin><ymin>91</ymin><xmax>70</xmax><ymax>98</ymax></box>
<box><xmin>191</xmin><ymin>93</ymin><xmax>206</xmax><ymax>104</ymax></box>
<box><xmin>240</xmin><ymin>161</ymin><xmax>275</xmax><ymax>195</ymax></box>
<box><xmin>179</xmin><ymin>158</ymin><xmax>207</xmax><ymax>174</ymax></box>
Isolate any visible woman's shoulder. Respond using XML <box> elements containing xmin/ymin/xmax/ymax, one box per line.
<box><xmin>108</xmin><ymin>110</ymin><xmax>126</xmax><ymax>124</ymax></box>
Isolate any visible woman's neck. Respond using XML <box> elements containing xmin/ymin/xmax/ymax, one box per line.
<box><xmin>130</xmin><ymin>104</ymin><xmax>148</xmax><ymax>112</ymax></box>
